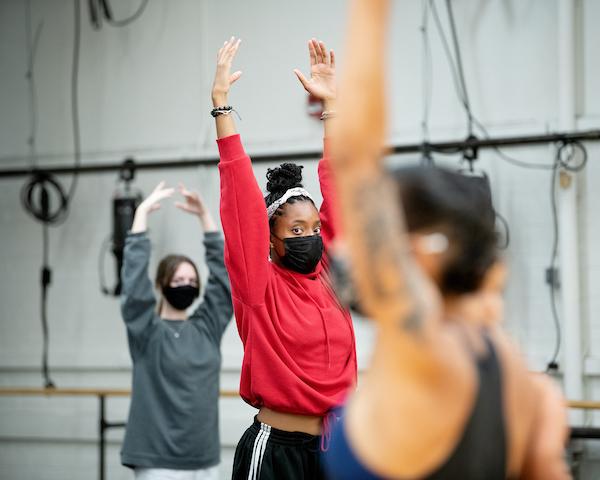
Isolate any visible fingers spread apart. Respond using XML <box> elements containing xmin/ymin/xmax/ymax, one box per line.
<box><xmin>293</xmin><ymin>69</ymin><xmax>310</xmax><ymax>90</ymax></box>
<box><xmin>219</xmin><ymin>36</ymin><xmax>241</xmax><ymax>63</ymax></box>
<box><xmin>308</xmin><ymin>39</ymin><xmax>317</xmax><ymax>66</ymax></box>
<box><xmin>311</xmin><ymin>38</ymin><xmax>323</xmax><ymax>64</ymax></box>
<box><xmin>318</xmin><ymin>40</ymin><xmax>330</xmax><ymax>65</ymax></box>
<box><xmin>309</xmin><ymin>38</ymin><xmax>332</xmax><ymax>66</ymax></box>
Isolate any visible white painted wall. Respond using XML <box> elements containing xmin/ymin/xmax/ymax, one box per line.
<box><xmin>0</xmin><ymin>0</ymin><xmax>599</xmax><ymax>479</ymax></box>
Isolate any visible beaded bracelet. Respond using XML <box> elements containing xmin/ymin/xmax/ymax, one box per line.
<box><xmin>211</xmin><ymin>106</ymin><xmax>241</xmax><ymax>120</ymax></box>
<box><xmin>320</xmin><ymin>110</ymin><xmax>337</xmax><ymax>120</ymax></box>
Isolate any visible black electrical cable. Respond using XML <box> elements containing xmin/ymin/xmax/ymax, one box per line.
<box><xmin>88</xmin><ymin>0</ymin><xmax>149</xmax><ymax>30</ymax></box>
<box><xmin>419</xmin><ymin>1</ymin><xmax>432</xmax><ymax>164</ymax></box>
<box><xmin>64</xmin><ymin>0</ymin><xmax>82</xmax><ymax>213</ymax></box>
<box><xmin>88</xmin><ymin>0</ymin><xmax>100</xmax><ymax>29</ymax></box>
<box><xmin>40</xmin><ymin>222</ymin><xmax>54</xmax><ymax>388</ymax></box>
<box><xmin>432</xmin><ymin>1</ymin><xmax>592</xmax><ymax>368</ymax></box>
<box><xmin>25</xmin><ymin>0</ymin><xmax>44</xmax><ymax>169</ymax></box>
<box><xmin>20</xmin><ymin>176</ymin><xmax>65</xmax><ymax>389</ymax></box>
<box><xmin>22</xmin><ymin>0</ymin><xmax>81</xmax><ymax>219</ymax></box>
<box><xmin>429</xmin><ymin>0</ymin><xmax>469</xmax><ymax>127</ymax></box>
<box><xmin>545</xmin><ymin>141</ymin><xmax>588</xmax><ymax>372</ymax></box>
<box><xmin>416</xmin><ymin>5</ymin><xmax>462</xmax><ymax>170</ymax></box>
<box><xmin>546</xmin><ymin>160</ymin><xmax>561</xmax><ymax>371</ymax></box>
<box><xmin>473</xmin><ymin>117</ymin><xmax>556</xmax><ymax>171</ymax></box>
<box><xmin>20</xmin><ymin>0</ymin><xmax>83</xmax><ymax>387</ymax></box>
<box><xmin>23</xmin><ymin>0</ymin><xmax>82</xmax><ymax>223</ymax></box>
<box><xmin>420</xmin><ymin>0</ymin><xmax>433</xmax><ymax>144</ymax></box>
<box><xmin>421</xmin><ymin>6</ymin><xmax>512</xmax><ymax>249</ymax></box>
<box><xmin>444</xmin><ymin>0</ymin><xmax>473</xmax><ymax>137</ymax></box>
<box><xmin>21</xmin><ymin>174</ymin><xmax>69</xmax><ymax>223</ymax></box>
<box><xmin>420</xmin><ymin>1</ymin><xmax>465</xmax><ymax>159</ymax></box>
<box><xmin>429</xmin><ymin>0</ymin><xmax>479</xmax><ymax>148</ymax></box>
<box><xmin>105</xmin><ymin>0</ymin><xmax>149</xmax><ymax>27</ymax></box>
<box><xmin>557</xmin><ymin>140</ymin><xmax>588</xmax><ymax>173</ymax></box>
<box><xmin>23</xmin><ymin>2</ymin><xmax>57</xmax><ymax>388</ymax></box>
<box><xmin>429</xmin><ymin>0</ymin><xmax>556</xmax><ymax>170</ymax></box>
<box><xmin>19</xmin><ymin>173</ymin><xmax>59</xmax><ymax>388</ymax></box>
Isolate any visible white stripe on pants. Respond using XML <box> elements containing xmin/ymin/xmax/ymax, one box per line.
<box><xmin>248</xmin><ymin>423</ymin><xmax>271</xmax><ymax>480</ymax></box>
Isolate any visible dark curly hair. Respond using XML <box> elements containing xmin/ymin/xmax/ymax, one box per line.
<box><xmin>264</xmin><ymin>163</ymin><xmax>315</xmax><ymax>229</ymax></box>
<box><xmin>392</xmin><ymin>165</ymin><xmax>499</xmax><ymax>295</ymax></box>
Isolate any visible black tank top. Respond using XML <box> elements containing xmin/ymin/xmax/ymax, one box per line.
<box><xmin>325</xmin><ymin>332</ymin><xmax>508</xmax><ymax>479</ymax></box>
<box><xmin>425</xmin><ymin>333</ymin><xmax>506</xmax><ymax>479</ymax></box>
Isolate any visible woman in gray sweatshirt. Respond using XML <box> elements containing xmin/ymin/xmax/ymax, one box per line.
<box><xmin>120</xmin><ymin>181</ymin><xmax>233</xmax><ymax>480</ymax></box>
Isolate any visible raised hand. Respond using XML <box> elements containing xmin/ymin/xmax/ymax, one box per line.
<box><xmin>139</xmin><ymin>181</ymin><xmax>175</xmax><ymax>213</ymax></box>
<box><xmin>131</xmin><ymin>181</ymin><xmax>175</xmax><ymax>233</ymax></box>
<box><xmin>294</xmin><ymin>39</ymin><xmax>336</xmax><ymax>103</ymax></box>
<box><xmin>212</xmin><ymin>36</ymin><xmax>243</xmax><ymax>104</ymax></box>
<box><xmin>176</xmin><ymin>183</ymin><xmax>218</xmax><ymax>232</ymax></box>
<box><xmin>175</xmin><ymin>183</ymin><xmax>207</xmax><ymax>217</ymax></box>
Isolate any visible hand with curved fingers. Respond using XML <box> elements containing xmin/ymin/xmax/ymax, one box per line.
<box><xmin>212</xmin><ymin>36</ymin><xmax>242</xmax><ymax>139</ymax></box>
<box><xmin>176</xmin><ymin>183</ymin><xmax>217</xmax><ymax>232</ymax></box>
<box><xmin>131</xmin><ymin>181</ymin><xmax>175</xmax><ymax>233</ymax></box>
<box><xmin>294</xmin><ymin>39</ymin><xmax>337</xmax><ymax>106</ymax></box>
<box><xmin>212</xmin><ymin>36</ymin><xmax>243</xmax><ymax>104</ymax></box>
<box><xmin>175</xmin><ymin>183</ymin><xmax>206</xmax><ymax>216</ymax></box>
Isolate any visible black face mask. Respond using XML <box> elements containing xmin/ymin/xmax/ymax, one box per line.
<box><xmin>162</xmin><ymin>285</ymin><xmax>199</xmax><ymax>311</ymax></box>
<box><xmin>276</xmin><ymin>234</ymin><xmax>324</xmax><ymax>274</ymax></box>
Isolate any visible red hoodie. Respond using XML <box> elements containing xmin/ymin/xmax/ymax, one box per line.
<box><xmin>218</xmin><ymin>134</ymin><xmax>357</xmax><ymax>416</ymax></box>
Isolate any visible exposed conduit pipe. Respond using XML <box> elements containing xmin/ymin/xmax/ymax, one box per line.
<box><xmin>557</xmin><ymin>0</ymin><xmax>583</xmax><ymax>425</ymax></box>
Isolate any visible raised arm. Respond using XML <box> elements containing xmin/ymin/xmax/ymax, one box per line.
<box><xmin>189</xmin><ymin>231</ymin><xmax>233</xmax><ymax>343</ymax></box>
<box><xmin>294</xmin><ymin>39</ymin><xmax>340</xmax><ymax>248</ymax></box>
<box><xmin>175</xmin><ymin>182</ymin><xmax>218</xmax><ymax>233</ymax></box>
<box><xmin>331</xmin><ymin>0</ymin><xmax>435</xmax><ymax>330</ymax></box>
<box><xmin>130</xmin><ymin>181</ymin><xmax>174</xmax><ymax>234</ymax></box>
<box><xmin>121</xmin><ymin>182</ymin><xmax>174</xmax><ymax>356</ymax></box>
<box><xmin>317</xmin><ymin>140</ymin><xmax>339</xmax><ymax>249</ymax></box>
<box><xmin>176</xmin><ymin>184</ymin><xmax>233</xmax><ymax>341</ymax></box>
<box><xmin>212</xmin><ymin>37</ymin><xmax>271</xmax><ymax>305</ymax></box>
<box><xmin>212</xmin><ymin>37</ymin><xmax>242</xmax><ymax>140</ymax></box>
<box><xmin>293</xmin><ymin>38</ymin><xmax>337</xmax><ymax>139</ymax></box>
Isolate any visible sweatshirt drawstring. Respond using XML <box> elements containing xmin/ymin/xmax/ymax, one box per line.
<box><xmin>320</xmin><ymin>410</ymin><xmax>339</xmax><ymax>452</ymax></box>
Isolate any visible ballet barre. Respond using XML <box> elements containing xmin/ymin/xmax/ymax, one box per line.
<box><xmin>0</xmin><ymin>387</ymin><xmax>238</xmax><ymax>480</ymax></box>
<box><xmin>1</xmin><ymin>387</ymin><xmax>600</xmax><ymax>480</ymax></box>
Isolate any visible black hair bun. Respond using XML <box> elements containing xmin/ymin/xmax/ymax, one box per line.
<box><xmin>266</xmin><ymin>163</ymin><xmax>304</xmax><ymax>196</ymax></box>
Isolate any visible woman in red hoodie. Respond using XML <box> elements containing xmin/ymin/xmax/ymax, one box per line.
<box><xmin>211</xmin><ymin>37</ymin><xmax>357</xmax><ymax>479</ymax></box>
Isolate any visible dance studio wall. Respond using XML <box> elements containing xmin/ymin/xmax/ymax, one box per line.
<box><xmin>0</xmin><ymin>0</ymin><xmax>600</xmax><ymax>479</ymax></box>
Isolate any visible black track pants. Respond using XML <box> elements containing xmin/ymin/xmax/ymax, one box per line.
<box><xmin>232</xmin><ymin>417</ymin><xmax>326</xmax><ymax>480</ymax></box>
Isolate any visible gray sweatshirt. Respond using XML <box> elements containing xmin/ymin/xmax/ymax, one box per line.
<box><xmin>120</xmin><ymin>231</ymin><xmax>233</xmax><ymax>470</ymax></box>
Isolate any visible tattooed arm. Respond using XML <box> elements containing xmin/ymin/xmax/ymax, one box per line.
<box><xmin>332</xmin><ymin>0</ymin><xmax>437</xmax><ymax>331</ymax></box>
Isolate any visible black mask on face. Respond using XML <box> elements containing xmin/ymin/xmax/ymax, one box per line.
<box><xmin>162</xmin><ymin>285</ymin><xmax>199</xmax><ymax>311</ymax></box>
<box><xmin>276</xmin><ymin>234</ymin><xmax>324</xmax><ymax>274</ymax></box>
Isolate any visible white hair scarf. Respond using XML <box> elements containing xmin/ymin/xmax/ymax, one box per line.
<box><xmin>266</xmin><ymin>187</ymin><xmax>314</xmax><ymax>218</ymax></box>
